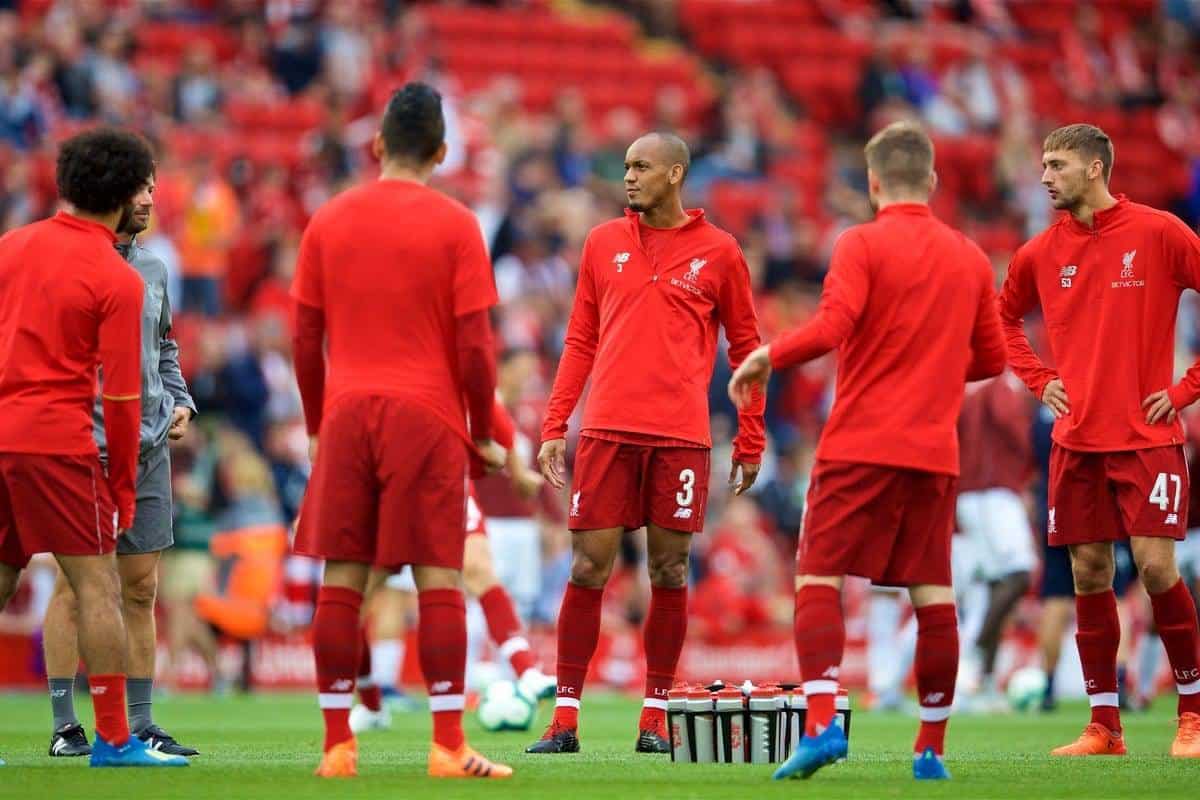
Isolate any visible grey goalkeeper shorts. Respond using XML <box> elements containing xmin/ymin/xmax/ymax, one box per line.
<box><xmin>116</xmin><ymin>445</ymin><xmax>174</xmax><ymax>556</ymax></box>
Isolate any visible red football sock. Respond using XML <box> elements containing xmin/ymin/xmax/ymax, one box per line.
<box><xmin>479</xmin><ymin>585</ymin><xmax>537</xmax><ymax>677</ymax></box>
<box><xmin>913</xmin><ymin>603</ymin><xmax>958</xmax><ymax>755</ymax></box>
<box><xmin>1076</xmin><ymin>590</ymin><xmax>1121</xmax><ymax>732</ymax></box>
<box><xmin>553</xmin><ymin>582</ymin><xmax>604</xmax><ymax>729</ymax></box>
<box><xmin>357</xmin><ymin>623</ymin><xmax>382</xmax><ymax>712</ymax></box>
<box><xmin>419</xmin><ymin>588</ymin><xmax>467</xmax><ymax>751</ymax></box>
<box><xmin>795</xmin><ymin>584</ymin><xmax>844</xmax><ymax>736</ymax></box>
<box><xmin>89</xmin><ymin>674</ymin><xmax>130</xmax><ymax>746</ymax></box>
<box><xmin>644</xmin><ymin>585</ymin><xmax>688</xmax><ymax>710</ymax></box>
<box><xmin>1149</xmin><ymin>578</ymin><xmax>1200</xmax><ymax>716</ymax></box>
<box><xmin>313</xmin><ymin>585</ymin><xmax>362</xmax><ymax>751</ymax></box>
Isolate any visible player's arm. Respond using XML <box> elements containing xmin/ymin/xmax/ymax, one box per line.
<box><xmin>540</xmin><ymin>238</ymin><xmax>600</xmax><ymax>488</ymax></box>
<box><xmin>1148</xmin><ymin>216</ymin><xmax>1200</xmax><ymax>423</ymax></box>
<box><xmin>997</xmin><ymin>249</ymin><xmax>1064</xmax><ymax>414</ymax></box>
<box><xmin>157</xmin><ymin>287</ymin><xmax>197</xmax><ymax>438</ymax></box>
<box><xmin>452</xmin><ymin>212</ymin><xmax>503</xmax><ymax>472</ymax></box>
<box><xmin>717</xmin><ymin>243</ymin><xmax>765</xmax><ymax>495</ymax></box>
<box><xmin>491</xmin><ymin>397</ymin><xmax>544</xmax><ymax>499</ymax></box>
<box><xmin>728</xmin><ymin>229</ymin><xmax>869</xmax><ymax>408</ymax></box>
<box><xmin>98</xmin><ymin>267</ymin><xmax>145</xmax><ymax>530</ymax></box>
<box><xmin>290</xmin><ymin>223</ymin><xmax>327</xmax><ymax>438</ymax></box>
<box><xmin>966</xmin><ymin>254</ymin><xmax>1007</xmax><ymax>381</ymax></box>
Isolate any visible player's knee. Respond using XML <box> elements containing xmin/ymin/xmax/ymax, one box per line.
<box><xmin>647</xmin><ymin>553</ymin><xmax>688</xmax><ymax>588</ymax></box>
<box><xmin>461</xmin><ymin>561</ymin><xmax>494</xmax><ymax>596</ymax></box>
<box><xmin>1137</xmin><ymin>557</ymin><xmax>1180</xmax><ymax>595</ymax></box>
<box><xmin>122</xmin><ymin>568</ymin><xmax>159</xmax><ymax>612</ymax></box>
<box><xmin>569</xmin><ymin>552</ymin><xmax>611</xmax><ymax>589</ymax></box>
<box><xmin>1071</xmin><ymin>557</ymin><xmax>1113</xmax><ymax>594</ymax></box>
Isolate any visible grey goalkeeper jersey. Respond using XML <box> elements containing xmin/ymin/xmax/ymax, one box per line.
<box><xmin>93</xmin><ymin>238</ymin><xmax>196</xmax><ymax>459</ymax></box>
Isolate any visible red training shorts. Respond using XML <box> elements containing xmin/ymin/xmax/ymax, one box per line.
<box><xmin>1048</xmin><ymin>444</ymin><xmax>1188</xmax><ymax>546</ymax></box>
<box><xmin>798</xmin><ymin>459</ymin><xmax>956</xmax><ymax>587</ymax></box>
<box><xmin>568</xmin><ymin>436</ymin><xmax>711</xmax><ymax>533</ymax></box>
<box><xmin>0</xmin><ymin>452</ymin><xmax>117</xmax><ymax>568</ymax></box>
<box><xmin>293</xmin><ymin>396</ymin><xmax>468</xmax><ymax>571</ymax></box>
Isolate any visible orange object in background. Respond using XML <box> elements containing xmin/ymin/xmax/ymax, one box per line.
<box><xmin>194</xmin><ymin>524</ymin><xmax>287</xmax><ymax>641</ymax></box>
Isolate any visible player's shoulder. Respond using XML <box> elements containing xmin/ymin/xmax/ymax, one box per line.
<box><xmin>1126</xmin><ymin>200</ymin><xmax>1194</xmax><ymax>237</ymax></box>
<box><xmin>128</xmin><ymin>241</ymin><xmax>169</xmax><ymax>280</ymax></box>
<box><xmin>1011</xmin><ymin>220</ymin><xmax>1066</xmax><ymax>267</ymax></box>
<box><xmin>693</xmin><ymin>215</ymin><xmax>743</xmax><ymax>256</ymax></box>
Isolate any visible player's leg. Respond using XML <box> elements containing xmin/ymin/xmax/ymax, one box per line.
<box><xmin>636</xmin><ymin>523</ymin><xmax>691</xmax><ymax>752</ymax></box>
<box><xmin>462</xmin><ymin>532</ymin><xmax>552</xmax><ymax>700</ymax></box>
<box><xmin>42</xmin><ymin>570</ymin><xmax>89</xmax><ymax>755</ymax></box>
<box><xmin>908</xmin><ymin>582</ymin><xmax>958</xmax><ymax>777</ymax></box>
<box><xmin>313</xmin><ymin>559</ymin><xmax>371</xmax><ymax>773</ymax></box>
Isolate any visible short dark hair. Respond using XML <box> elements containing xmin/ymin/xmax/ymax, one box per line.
<box><xmin>56</xmin><ymin>128</ymin><xmax>156</xmax><ymax>215</ymax></box>
<box><xmin>1043</xmin><ymin>123</ymin><xmax>1114</xmax><ymax>183</ymax></box>
<box><xmin>380</xmin><ymin>82</ymin><xmax>445</xmax><ymax>164</ymax></box>
<box><xmin>864</xmin><ymin>120</ymin><xmax>935</xmax><ymax>192</ymax></box>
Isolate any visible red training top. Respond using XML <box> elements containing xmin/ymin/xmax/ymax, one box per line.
<box><xmin>290</xmin><ymin>179</ymin><xmax>499</xmax><ymax>451</ymax></box>
<box><xmin>957</xmin><ymin>371</ymin><xmax>1035</xmax><ymax>493</ymax></box>
<box><xmin>999</xmin><ymin>196</ymin><xmax>1200</xmax><ymax>452</ymax></box>
<box><xmin>769</xmin><ymin>203</ymin><xmax>1006</xmax><ymax>476</ymax></box>
<box><xmin>0</xmin><ymin>212</ymin><xmax>144</xmax><ymax>527</ymax></box>
<box><xmin>543</xmin><ymin>209</ymin><xmax>766</xmax><ymax>462</ymax></box>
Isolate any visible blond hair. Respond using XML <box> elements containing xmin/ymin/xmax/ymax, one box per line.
<box><xmin>864</xmin><ymin>121</ymin><xmax>935</xmax><ymax>192</ymax></box>
<box><xmin>1043</xmin><ymin>124</ymin><xmax>1114</xmax><ymax>183</ymax></box>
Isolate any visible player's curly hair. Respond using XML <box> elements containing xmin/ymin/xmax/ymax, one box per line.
<box><xmin>56</xmin><ymin>128</ymin><xmax>156</xmax><ymax>215</ymax></box>
<box><xmin>380</xmin><ymin>82</ymin><xmax>446</xmax><ymax>164</ymax></box>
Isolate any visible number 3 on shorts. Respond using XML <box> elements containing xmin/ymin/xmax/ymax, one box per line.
<box><xmin>676</xmin><ymin>469</ymin><xmax>695</xmax><ymax>507</ymax></box>
<box><xmin>1149</xmin><ymin>472</ymin><xmax>1183</xmax><ymax>512</ymax></box>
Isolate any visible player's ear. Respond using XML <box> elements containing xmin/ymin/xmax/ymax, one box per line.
<box><xmin>371</xmin><ymin>132</ymin><xmax>385</xmax><ymax>162</ymax></box>
<box><xmin>669</xmin><ymin>163</ymin><xmax>684</xmax><ymax>186</ymax></box>
<box><xmin>928</xmin><ymin>170</ymin><xmax>938</xmax><ymax>197</ymax></box>
<box><xmin>433</xmin><ymin>141</ymin><xmax>448</xmax><ymax>167</ymax></box>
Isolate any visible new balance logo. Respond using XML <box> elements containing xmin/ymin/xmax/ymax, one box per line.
<box><xmin>613</xmin><ymin>252</ymin><xmax>630</xmax><ymax>273</ymax></box>
<box><xmin>685</xmin><ymin>258</ymin><xmax>707</xmax><ymax>281</ymax></box>
<box><xmin>1167</xmin><ymin>513</ymin><xmax>1179</xmax><ymax>525</ymax></box>
<box><xmin>570</xmin><ymin>491</ymin><xmax>581</xmax><ymax>517</ymax></box>
<box><xmin>329</xmin><ymin>679</ymin><xmax>353</xmax><ymax>692</ymax></box>
<box><xmin>1048</xmin><ymin>508</ymin><xmax>1056</xmax><ymax>535</ymax></box>
<box><xmin>1060</xmin><ymin>265</ymin><xmax>1077</xmax><ymax>288</ymax></box>
<box><xmin>673</xmin><ymin>507</ymin><xmax>693</xmax><ymax>519</ymax></box>
<box><xmin>91</xmin><ymin>686</ymin><xmax>107</xmax><ymax>695</ymax></box>
<box><xmin>821</xmin><ymin>666</ymin><xmax>839</xmax><ymax>679</ymax></box>
<box><xmin>51</xmin><ymin>689</ymin><xmax>67</xmax><ymax>698</ymax></box>
<box><xmin>430</xmin><ymin>681</ymin><xmax>453</xmax><ymax>694</ymax></box>
<box><xmin>922</xmin><ymin>692</ymin><xmax>945</xmax><ymax>705</ymax></box>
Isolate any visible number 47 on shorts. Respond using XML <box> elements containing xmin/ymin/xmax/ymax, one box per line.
<box><xmin>1150</xmin><ymin>471</ymin><xmax>1183</xmax><ymax>525</ymax></box>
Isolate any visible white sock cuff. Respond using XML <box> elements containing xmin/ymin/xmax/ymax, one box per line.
<box><xmin>318</xmin><ymin>693</ymin><xmax>353</xmax><ymax>709</ymax></box>
<box><xmin>429</xmin><ymin>694</ymin><xmax>465</xmax><ymax>712</ymax></box>
<box><xmin>919</xmin><ymin>705</ymin><xmax>952</xmax><ymax>722</ymax></box>
<box><xmin>802</xmin><ymin>680</ymin><xmax>839</xmax><ymax>696</ymax></box>
<box><xmin>642</xmin><ymin>698</ymin><xmax>668</xmax><ymax>711</ymax></box>
<box><xmin>1178</xmin><ymin>678</ymin><xmax>1200</xmax><ymax>696</ymax></box>
<box><xmin>499</xmin><ymin>636</ymin><xmax>532</xmax><ymax>660</ymax></box>
<box><xmin>1088</xmin><ymin>692</ymin><xmax>1119</xmax><ymax>708</ymax></box>
<box><xmin>555</xmin><ymin>697</ymin><xmax>580</xmax><ymax>709</ymax></box>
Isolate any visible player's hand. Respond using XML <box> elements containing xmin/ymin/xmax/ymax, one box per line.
<box><xmin>510</xmin><ymin>465</ymin><xmax>545</xmax><ymax>500</ymax></box>
<box><xmin>117</xmin><ymin>528</ymin><xmax>128</xmax><ymax>537</ymax></box>
<box><xmin>538</xmin><ymin>438</ymin><xmax>567</xmax><ymax>490</ymax></box>
<box><xmin>475</xmin><ymin>438</ymin><xmax>507</xmax><ymax>474</ymax></box>
<box><xmin>728</xmin><ymin>346</ymin><xmax>772</xmax><ymax>409</ymax></box>
<box><xmin>729</xmin><ymin>460</ymin><xmax>760</xmax><ymax>496</ymax></box>
<box><xmin>1143</xmin><ymin>389</ymin><xmax>1178</xmax><ymax>425</ymax></box>
<box><xmin>1041</xmin><ymin>378</ymin><xmax>1070</xmax><ymax>418</ymax></box>
<box><xmin>167</xmin><ymin>406</ymin><xmax>192</xmax><ymax>440</ymax></box>
<box><xmin>308</xmin><ymin>435</ymin><xmax>318</xmax><ymax>463</ymax></box>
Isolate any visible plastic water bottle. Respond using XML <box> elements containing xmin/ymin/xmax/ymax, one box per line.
<box><xmin>668</xmin><ymin>688</ymin><xmax>690</xmax><ymax>763</ymax></box>
<box><xmin>687</xmin><ymin>689</ymin><xmax>716</xmax><ymax>763</ymax></box>
<box><xmin>714</xmin><ymin>687</ymin><xmax>746</xmax><ymax>763</ymax></box>
<box><xmin>747</xmin><ymin>687</ymin><xmax>779</xmax><ymax>763</ymax></box>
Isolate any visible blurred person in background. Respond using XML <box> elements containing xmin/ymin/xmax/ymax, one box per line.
<box><xmin>42</xmin><ymin>170</ymin><xmax>200</xmax><ymax>759</ymax></box>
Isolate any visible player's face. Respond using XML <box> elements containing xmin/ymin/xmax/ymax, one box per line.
<box><xmin>623</xmin><ymin>141</ymin><xmax>677</xmax><ymax>213</ymax></box>
<box><xmin>1041</xmin><ymin>149</ymin><xmax>1092</xmax><ymax>211</ymax></box>
<box><xmin>118</xmin><ymin>177</ymin><xmax>155</xmax><ymax>236</ymax></box>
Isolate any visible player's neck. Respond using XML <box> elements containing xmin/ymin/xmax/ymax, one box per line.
<box><xmin>874</xmin><ymin>194</ymin><xmax>928</xmax><ymax>212</ymax></box>
<box><xmin>379</xmin><ymin>159</ymin><xmax>435</xmax><ymax>185</ymax></box>
<box><xmin>116</xmin><ymin>232</ymin><xmax>133</xmax><ymax>245</ymax></box>
<box><xmin>1070</xmin><ymin>189</ymin><xmax>1119</xmax><ymax>228</ymax></box>
<box><xmin>638</xmin><ymin>202</ymin><xmax>689</xmax><ymax>230</ymax></box>
<box><xmin>68</xmin><ymin>207</ymin><xmax>122</xmax><ymax>233</ymax></box>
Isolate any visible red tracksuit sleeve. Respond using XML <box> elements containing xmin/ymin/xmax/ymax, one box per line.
<box><xmin>291</xmin><ymin>299</ymin><xmax>326</xmax><ymax>436</ymax></box>
<box><xmin>719</xmin><ymin>244</ymin><xmax>766</xmax><ymax>463</ymax></box>
<box><xmin>768</xmin><ymin>229</ymin><xmax>870</xmax><ymax>370</ymax></box>
<box><xmin>966</xmin><ymin>260</ymin><xmax>1007</xmax><ymax>381</ymax></box>
<box><xmin>98</xmin><ymin>268</ymin><xmax>145</xmax><ymax>530</ymax></box>
<box><xmin>998</xmin><ymin>248</ymin><xmax>1058</xmax><ymax>400</ymax></box>
<box><xmin>457</xmin><ymin>309</ymin><xmax>497</xmax><ymax>441</ymax></box>
<box><xmin>491</xmin><ymin>396</ymin><xmax>515</xmax><ymax>450</ymax></box>
<box><xmin>542</xmin><ymin>239</ymin><xmax>599</xmax><ymax>441</ymax></box>
<box><xmin>1166</xmin><ymin>216</ymin><xmax>1200</xmax><ymax>409</ymax></box>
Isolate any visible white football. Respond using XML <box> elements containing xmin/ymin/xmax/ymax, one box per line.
<box><xmin>476</xmin><ymin>680</ymin><xmax>536</xmax><ymax>732</ymax></box>
<box><xmin>1006</xmin><ymin>667</ymin><xmax>1047</xmax><ymax>712</ymax></box>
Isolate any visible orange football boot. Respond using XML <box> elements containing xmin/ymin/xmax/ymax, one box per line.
<box><xmin>1050</xmin><ymin>723</ymin><xmax>1127</xmax><ymax>756</ymax></box>
<box><xmin>428</xmin><ymin>742</ymin><xmax>513</xmax><ymax>779</ymax></box>
<box><xmin>1171</xmin><ymin>712</ymin><xmax>1200</xmax><ymax>758</ymax></box>
<box><xmin>314</xmin><ymin>739</ymin><xmax>358</xmax><ymax>777</ymax></box>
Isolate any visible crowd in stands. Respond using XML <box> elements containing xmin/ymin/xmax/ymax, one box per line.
<box><xmin>2</xmin><ymin>0</ymin><xmax>1200</xmax><ymax>685</ymax></box>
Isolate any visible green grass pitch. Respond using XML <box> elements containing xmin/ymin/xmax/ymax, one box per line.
<box><xmin>0</xmin><ymin>691</ymin><xmax>1196</xmax><ymax>799</ymax></box>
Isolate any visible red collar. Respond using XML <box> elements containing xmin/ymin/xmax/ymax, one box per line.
<box><xmin>876</xmin><ymin>203</ymin><xmax>933</xmax><ymax>218</ymax></box>
<box><xmin>53</xmin><ymin>211</ymin><xmax>118</xmax><ymax>243</ymax></box>
<box><xmin>1066</xmin><ymin>194</ymin><xmax>1128</xmax><ymax>234</ymax></box>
